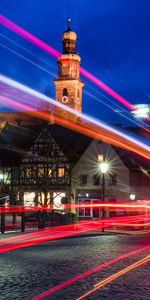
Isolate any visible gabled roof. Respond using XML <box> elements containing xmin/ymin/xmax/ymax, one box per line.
<box><xmin>0</xmin><ymin>123</ymin><xmax>41</xmax><ymax>166</ymax></box>
<box><xmin>48</xmin><ymin>124</ymin><xmax>92</xmax><ymax>164</ymax></box>
<box><xmin>0</xmin><ymin>122</ymin><xmax>149</xmax><ymax>171</ymax></box>
<box><xmin>0</xmin><ymin>123</ymin><xmax>92</xmax><ymax>167</ymax></box>
<box><xmin>113</xmin><ymin>147</ymin><xmax>150</xmax><ymax>171</ymax></box>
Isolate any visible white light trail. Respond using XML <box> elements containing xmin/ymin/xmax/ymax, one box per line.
<box><xmin>0</xmin><ymin>75</ymin><xmax>150</xmax><ymax>155</ymax></box>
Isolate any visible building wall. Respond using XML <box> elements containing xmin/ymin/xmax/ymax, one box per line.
<box><xmin>72</xmin><ymin>139</ymin><xmax>130</xmax><ymax>203</ymax></box>
<box><xmin>129</xmin><ymin>169</ymin><xmax>150</xmax><ymax>200</ymax></box>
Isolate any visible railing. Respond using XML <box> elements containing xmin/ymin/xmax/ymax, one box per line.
<box><xmin>0</xmin><ymin>206</ymin><xmax>76</xmax><ymax>234</ymax></box>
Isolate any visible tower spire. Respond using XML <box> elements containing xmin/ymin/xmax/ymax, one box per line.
<box><xmin>67</xmin><ymin>17</ymin><xmax>71</xmax><ymax>31</ymax></box>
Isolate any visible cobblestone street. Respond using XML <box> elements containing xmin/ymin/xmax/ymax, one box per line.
<box><xmin>0</xmin><ymin>233</ymin><xmax>150</xmax><ymax>300</ymax></box>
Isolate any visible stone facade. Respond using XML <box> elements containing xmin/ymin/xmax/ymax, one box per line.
<box><xmin>53</xmin><ymin>20</ymin><xmax>84</xmax><ymax>115</ymax></box>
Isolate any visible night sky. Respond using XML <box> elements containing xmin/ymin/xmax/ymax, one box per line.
<box><xmin>1</xmin><ymin>0</ymin><xmax>150</xmax><ymax>125</ymax></box>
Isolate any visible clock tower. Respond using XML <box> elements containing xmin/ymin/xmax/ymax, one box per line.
<box><xmin>53</xmin><ymin>18</ymin><xmax>84</xmax><ymax>114</ymax></box>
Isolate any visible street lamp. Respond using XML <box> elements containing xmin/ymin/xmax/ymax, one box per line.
<box><xmin>99</xmin><ymin>161</ymin><xmax>109</xmax><ymax>232</ymax></box>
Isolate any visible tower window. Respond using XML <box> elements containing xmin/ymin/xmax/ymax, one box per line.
<box><xmin>63</xmin><ymin>88</ymin><xmax>68</xmax><ymax>97</ymax></box>
<box><xmin>77</xmin><ymin>90</ymin><xmax>80</xmax><ymax>97</ymax></box>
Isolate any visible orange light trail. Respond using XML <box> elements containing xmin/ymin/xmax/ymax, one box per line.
<box><xmin>0</xmin><ymin>93</ymin><xmax>150</xmax><ymax>160</ymax></box>
<box><xmin>31</xmin><ymin>246</ymin><xmax>150</xmax><ymax>300</ymax></box>
<box><xmin>77</xmin><ymin>254</ymin><xmax>150</xmax><ymax>300</ymax></box>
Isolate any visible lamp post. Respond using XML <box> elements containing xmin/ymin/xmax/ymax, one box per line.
<box><xmin>99</xmin><ymin>161</ymin><xmax>109</xmax><ymax>232</ymax></box>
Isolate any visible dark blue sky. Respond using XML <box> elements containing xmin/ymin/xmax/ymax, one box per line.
<box><xmin>1</xmin><ymin>0</ymin><xmax>150</xmax><ymax>125</ymax></box>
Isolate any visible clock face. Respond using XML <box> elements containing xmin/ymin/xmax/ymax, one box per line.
<box><xmin>62</xmin><ymin>96</ymin><xmax>69</xmax><ymax>103</ymax></box>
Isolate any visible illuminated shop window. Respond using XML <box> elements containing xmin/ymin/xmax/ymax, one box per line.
<box><xmin>58</xmin><ymin>167</ymin><xmax>65</xmax><ymax>177</ymax></box>
<box><xmin>24</xmin><ymin>192</ymin><xmax>35</xmax><ymax>206</ymax></box>
<box><xmin>53</xmin><ymin>192</ymin><xmax>65</xmax><ymax>210</ymax></box>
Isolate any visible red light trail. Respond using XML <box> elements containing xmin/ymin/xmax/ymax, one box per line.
<box><xmin>0</xmin><ymin>202</ymin><xmax>150</xmax><ymax>213</ymax></box>
<box><xmin>77</xmin><ymin>254</ymin><xmax>150</xmax><ymax>300</ymax></box>
<box><xmin>0</xmin><ymin>214</ymin><xmax>149</xmax><ymax>253</ymax></box>
<box><xmin>1</xmin><ymin>15</ymin><xmax>150</xmax><ymax>122</ymax></box>
<box><xmin>31</xmin><ymin>245</ymin><xmax>150</xmax><ymax>300</ymax></box>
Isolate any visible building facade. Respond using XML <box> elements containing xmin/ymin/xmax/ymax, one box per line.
<box><xmin>0</xmin><ymin>20</ymin><xmax>149</xmax><ymax>220</ymax></box>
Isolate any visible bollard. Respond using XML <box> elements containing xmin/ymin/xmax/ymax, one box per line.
<box><xmin>1</xmin><ymin>212</ymin><xmax>5</xmax><ymax>234</ymax></box>
<box><xmin>52</xmin><ymin>210</ymin><xmax>54</xmax><ymax>227</ymax></box>
<box><xmin>21</xmin><ymin>210</ymin><xmax>25</xmax><ymax>232</ymax></box>
<box><xmin>38</xmin><ymin>210</ymin><xmax>42</xmax><ymax>229</ymax></box>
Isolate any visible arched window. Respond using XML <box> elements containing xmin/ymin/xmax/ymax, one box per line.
<box><xmin>63</xmin><ymin>88</ymin><xmax>68</xmax><ymax>96</ymax></box>
<box><xmin>77</xmin><ymin>89</ymin><xmax>80</xmax><ymax>97</ymax></box>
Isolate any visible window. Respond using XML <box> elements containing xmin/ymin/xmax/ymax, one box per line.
<box><xmin>98</xmin><ymin>154</ymin><xmax>103</xmax><ymax>162</ymax></box>
<box><xmin>38</xmin><ymin>168</ymin><xmax>44</xmax><ymax>177</ymax></box>
<box><xmin>63</xmin><ymin>88</ymin><xmax>68</xmax><ymax>96</ymax></box>
<box><xmin>110</xmin><ymin>173</ymin><xmax>117</xmax><ymax>185</ymax></box>
<box><xmin>58</xmin><ymin>167</ymin><xmax>65</xmax><ymax>177</ymax></box>
<box><xmin>24</xmin><ymin>192</ymin><xmax>35</xmax><ymax>206</ymax></box>
<box><xmin>48</xmin><ymin>168</ymin><xmax>52</xmax><ymax>177</ymax></box>
<box><xmin>93</xmin><ymin>174</ymin><xmax>100</xmax><ymax>185</ymax></box>
<box><xmin>77</xmin><ymin>89</ymin><xmax>80</xmax><ymax>97</ymax></box>
<box><xmin>78</xmin><ymin>199</ymin><xmax>91</xmax><ymax>217</ymax></box>
<box><xmin>26</xmin><ymin>168</ymin><xmax>32</xmax><ymax>177</ymax></box>
<box><xmin>80</xmin><ymin>175</ymin><xmax>87</xmax><ymax>185</ymax></box>
<box><xmin>53</xmin><ymin>192</ymin><xmax>65</xmax><ymax>210</ymax></box>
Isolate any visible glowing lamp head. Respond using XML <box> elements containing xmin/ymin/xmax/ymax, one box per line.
<box><xmin>99</xmin><ymin>162</ymin><xmax>109</xmax><ymax>174</ymax></box>
<box><xmin>130</xmin><ymin>194</ymin><xmax>136</xmax><ymax>201</ymax></box>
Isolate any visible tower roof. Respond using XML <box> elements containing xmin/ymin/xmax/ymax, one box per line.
<box><xmin>62</xmin><ymin>18</ymin><xmax>77</xmax><ymax>54</ymax></box>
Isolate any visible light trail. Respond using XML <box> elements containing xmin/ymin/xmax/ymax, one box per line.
<box><xmin>31</xmin><ymin>246</ymin><xmax>150</xmax><ymax>300</ymax></box>
<box><xmin>0</xmin><ymin>15</ymin><xmax>60</xmax><ymax>57</ymax></box>
<box><xmin>0</xmin><ymin>76</ymin><xmax>150</xmax><ymax>160</ymax></box>
<box><xmin>1</xmin><ymin>15</ymin><xmax>150</xmax><ymax>122</ymax></box>
<box><xmin>0</xmin><ymin>215</ymin><xmax>149</xmax><ymax>251</ymax></box>
<box><xmin>0</xmin><ymin>214</ymin><xmax>149</xmax><ymax>253</ymax></box>
<box><xmin>0</xmin><ymin>202</ymin><xmax>150</xmax><ymax>213</ymax></box>
<box><xmin>84</xmin><ymin>88</ymin><xmax>150</xmax><ymax>134</ymax></box>
<box><xmin>77</xmin><ymin>254</ymin><xmax>150</xmax><ymax>300</ymax></box>
<box><xmin>2</xmin><ymin>33</ymin><xmax>149</xmax><ymax>132</ymax></box>
<box><xmin>0</xmin><ymin>223</ymin><xmax>108</xmax><ymax>253</ymax></box>
<box><xmin>0</xmin><ymin>33</ymin><xmax>57</xmax><ymax>71</ymax></box>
